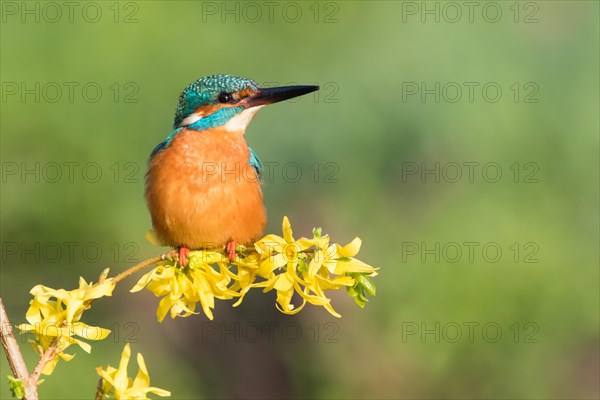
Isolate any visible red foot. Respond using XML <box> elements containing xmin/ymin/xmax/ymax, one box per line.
<box><xmin>178</xmin><ymin>246</ymin><xmax>190</xmax><ymax>267</ymax></box>
<box><xmin>226</xmin><ymin>241</ymin><xmax>237</xmax><ymax>262</ymax></box>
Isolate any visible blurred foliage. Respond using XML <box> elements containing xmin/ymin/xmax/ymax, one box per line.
<box><xmin>1</xmin><ymin>1</ymin><xmax>598</xmax><ymax>399</ymax></box>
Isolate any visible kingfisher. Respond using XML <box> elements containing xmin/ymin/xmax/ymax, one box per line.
<box><xmin>145</xmin><ymin>74</ymin><xmax>318</xmax><ymax>265</ymax></box>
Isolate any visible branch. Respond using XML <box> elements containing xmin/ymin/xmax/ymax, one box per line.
<box><xmin>0</xmin><ymin>298</ymin><xmax>37</xmax><ymax>399</ymax></box>
<box><xmin>112</xmin><ymin>250</ymin><xmax>177</xmax><ymax>285</ymax></box>
<box><xmin>28</xmin><ymin>337</ymin><xmax>59</xmax><ymax>391</ymax></box>
<box><xmin>95</xmin><ymin>377</ymin><xmax>104</xmax><ymax>400</ymax></box>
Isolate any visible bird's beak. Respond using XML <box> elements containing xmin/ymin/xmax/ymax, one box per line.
<box><xmin>244</xmin><ymin>85</ymin><xmax>319</xmax><ymax>108</ymax></box>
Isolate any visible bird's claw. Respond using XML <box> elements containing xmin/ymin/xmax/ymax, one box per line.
<box><xmin>178</xmin><ymin>246</ymin><xmax>190</xmax><ymax>267</ymax></box>
<box><xmin>226</xmin><ymin>241</ymin><xmax>237</xmax><ymax>262</ymax></box>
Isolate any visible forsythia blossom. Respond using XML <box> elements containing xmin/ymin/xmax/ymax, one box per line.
<box><xmin>130</xmin><ymin>252</ymin><xmax>239</xmax><ymax>321</ymax></box>
<box><xmin>134</xmin><ymin>217</ymin><xmax>378</xmax><ymax>320</ymax></box>
<box><xmin>96</xmin><ymin>343</ymin><xmax>171</xmax><ymax>400</ymax></box>
<box><xmin>17</xmin><ymin>269</ymin><xmax>115</xmax><ymax>375</ymax></box>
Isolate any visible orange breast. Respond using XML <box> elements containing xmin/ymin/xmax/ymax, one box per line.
<box><xmin>145</xmin><ymin>128</ymin><xmax>266</xmax><ymax>249</ymax></box>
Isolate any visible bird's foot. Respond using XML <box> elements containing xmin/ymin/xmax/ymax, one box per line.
<box><xmin>226</xmin><ymin>241</ymin><xmax>237</xmax><ymax>262</ymax></box>
<box><xmin>178</xmin><ymin>246</ymin><xmax>190</xmax><ymax>267</ymax></box>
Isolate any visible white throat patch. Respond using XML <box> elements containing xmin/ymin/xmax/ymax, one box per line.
<box><xmin>223</xmin><ymin>106</ymin><xmax>264</xmax><ymax>133</ymax></box>
<box><xmin>178</xmin><ymin>114</ymin><xmax>202</xmax><ymax>127</ymax></box>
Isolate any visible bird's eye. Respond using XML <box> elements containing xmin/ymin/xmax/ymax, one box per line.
<box><xmin>218</xmin><ymin>92</ymin><xmax>232</xmax><ymax>103</ymax></box>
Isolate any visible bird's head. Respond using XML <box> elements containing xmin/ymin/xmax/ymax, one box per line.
<box><xmin>174</xmin><ymin>74</ymin><xmax>319</xmax><ymax>132</ymax></box>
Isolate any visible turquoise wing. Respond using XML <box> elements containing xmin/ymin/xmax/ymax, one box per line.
<box><xmin>248</xmin><ymin>146</ymin><xmax>263</xmax><ymax>181</ymax></box>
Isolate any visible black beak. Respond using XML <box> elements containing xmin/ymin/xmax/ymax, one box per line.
<box><xmin>245</xmin><ymin>85</ymin><xmax>319</xmax><ymax>108</ymax></box>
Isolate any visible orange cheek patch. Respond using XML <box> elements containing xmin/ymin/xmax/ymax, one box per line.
<box><xmin>236</xmin><ymin>88</ymin><xmax>256</xmax><ymax>99</ymax></box>
<box><xmin>194</xmin><ymin>104</ymin><xmax>223</xmax><ymax>117</ymax></box>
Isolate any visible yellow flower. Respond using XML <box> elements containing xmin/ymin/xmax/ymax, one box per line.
<box><xmin>131</xmin><ymin>252</ymin><xmax>239</xmax><ymax>321</ymax></box>
<box><xmin>96</xmin><ymin>343</ymin><xmax>171</xmax><ymax>400</ymax></box>
<box><xmin>307</xmin><ymin>237</ymin><xmax>378</xmax><ymax>313</ymax></box>
<box><xmin>28</xmin><ymin>269</ymin><xmax>115</xmax><ymax>323</ymax></box>
<box><xmin>234</xmin><ymin>217</ymin><xmax>378</xmax><ymax>317</ymax></box>
<box><xmin>234</xmin><ymin>217</ymin><xmax>313</xmax><ymax>313</ymax></box>
<box><xmin>17</xmin><ymin>270</ymin><xmax>114</xmax><ymax>375</ymax></box>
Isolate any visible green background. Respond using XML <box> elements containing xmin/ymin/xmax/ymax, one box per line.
<box><xmin>1</xmin><ymin>1</ymin><xmax>598</xmax><ymax>399</ymax></box>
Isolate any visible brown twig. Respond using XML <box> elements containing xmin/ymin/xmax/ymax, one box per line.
<box><xmin>0</xmin><ymin>298</ymin><xmax>37</xmax><ymax>399</ymax></box>
<box><xmin>95</xmin><ymin>377</ymin><xmax>104</xmax><ymax>400</ymax></box>
<box><xmin>28</xmin><ymin>337</ymin><xmax>59</xmax><ymax>389</ymax></box>
<box><xmin>112</xmin><ymin>250</ymin><xmax>176</xmax><ymax>285</ymax></box>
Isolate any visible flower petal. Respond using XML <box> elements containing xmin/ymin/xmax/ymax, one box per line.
<box><xmin>132</xmin><ymin>353</ymin><xmax>150</xmax><ymax>389</ymax></box>
<box><xmin>339</xmin><ymin>238</ymin><xmax>362</xmax><ymax>257</ymax></box>
<box><xmin>114</xmin><ymin>344</ymin><xmax>132</xmax><ymax>393</ymax></box>
<box><xmin>334</xmin><ymin>260</ymin><xmax>377</xmax><ymax>275</ymax></box>
<box><xmin>282</xmin><ymin>216</ymin><xmax>294</xmax><ymax>243</ymax></box>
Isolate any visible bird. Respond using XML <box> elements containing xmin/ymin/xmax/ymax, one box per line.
<box><xmin>145</xmin><ymin>74</ymin><xmax>319</xmax><ymax>265</ymax></box>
